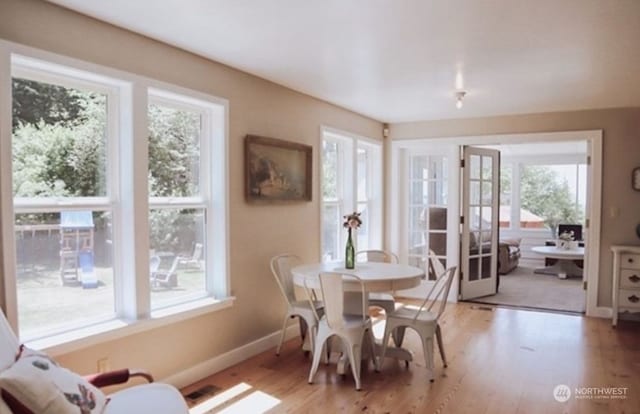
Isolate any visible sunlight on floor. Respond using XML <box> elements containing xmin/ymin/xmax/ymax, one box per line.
<box><xmin>217</xmin><ymin>391</ymin><xmax>280</xmax><ymax>413</ymax></box>
<box><xmin>189</xmin><ymin>382</ymin><xmax>281</xmax><ymax>414</ymax></box>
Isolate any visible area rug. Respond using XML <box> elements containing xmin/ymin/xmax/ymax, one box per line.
<box><xmin>467</xmin><ymin>265</ymin><xmax>585</xmax><ymax>313</ymax></box>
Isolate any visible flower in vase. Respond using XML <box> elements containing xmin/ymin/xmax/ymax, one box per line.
<box><xmin>343</xmin><ymin>212</ymin><xmax>362</xmax><ymax>229</ymax></box>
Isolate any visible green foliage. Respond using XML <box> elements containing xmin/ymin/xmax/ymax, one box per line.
<box><xmin>149</xmin><ymin>209</ymin><xmax>199</xmax><ymax>252</ymax></box>
<box><xmin>148</xmin><ymin>104</ymin><xmax>200</xmax><ymax>197</ymax></box>
<box><xmin>519</xmin><ymin>166</ymin><xmax>583</xmax><ymax>236</ymax></box>
<box><xmin>500</xmin><ymin>166</ymin><xmax>511</xmax><ymax>205</ymax></box>
<box><xmin>12</xmin><ymin>78</ymin><xmax>85</xmax><ymax>130</ymax></box>
<box><xmin>12</xmin><ymin>88</ymin><xmax>106</xmax><ymax>198</ymax></box>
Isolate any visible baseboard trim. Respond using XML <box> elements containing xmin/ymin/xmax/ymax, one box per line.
<box><xmin>588</xmin><ymin>306</ymin><xmax>612</xmax><ymax>318</ymax></box>
<box><xmin>161</xmin><ymin>323</ymin><xmax>299</xmax><ymax>389</ymax></box>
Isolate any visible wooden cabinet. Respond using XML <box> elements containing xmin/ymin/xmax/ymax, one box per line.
<box><xmin>611</xmin><ymin>245</ymin><xmax>640</xmax><ymax>326</ymax></box>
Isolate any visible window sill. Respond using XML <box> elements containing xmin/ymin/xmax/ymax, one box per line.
<box><xmin>27</xmin><ymin>296</ymin><xmax>236</xmax><ymax>357</ymax></box>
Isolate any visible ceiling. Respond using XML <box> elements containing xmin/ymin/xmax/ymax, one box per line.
<box><xmin>47</xmin><ymin>0</ymin><xmax>640</xmax><ymax>123</ymax></box>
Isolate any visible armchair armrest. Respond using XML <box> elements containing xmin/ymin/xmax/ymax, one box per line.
<box><xmin>85</xmin><ymin>369</ymin><xmax>154</xmax><ymax>388</ymax></box>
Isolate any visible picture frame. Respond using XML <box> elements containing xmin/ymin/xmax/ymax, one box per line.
<box><xmin>632</xmin><ymin>166</ymin><xmax>640</xmax><ymax>191</ymax></box>
<box><xmin>245</xmin><ymin>135</ymin><xmax>312</xmax><ymax>202</ymax></box>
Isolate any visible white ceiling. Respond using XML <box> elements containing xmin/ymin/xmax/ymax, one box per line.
<box><xmin>47</xmin><ymin>0</ymin><xmax>640</xmax><ymax>123</ymax></box>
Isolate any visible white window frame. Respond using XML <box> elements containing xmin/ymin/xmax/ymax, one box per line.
<box><xmin>147</xmin><ymin>88</ymin><xmax>220</xmax><ymax>310</ymax></box>
<box><xmin>500</xmin><ymin>154</ymin><xmax>587</xmax><ymax>235</ymax></box>
<box><xmin>320</xmin><ymin>127</ymin><xmax>382</xmax><ymax>261</ymax></box>
<box><xmin>0</xmin><ymin>40</ymin><xmax>231</xmax><ymax>354</ymax></box>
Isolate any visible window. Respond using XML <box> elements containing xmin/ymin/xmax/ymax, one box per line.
<box><xmin>321</xmin><ymin>129</ymin><xmax>381</xmax><ymax>261</ymax></box>
<box><xmin>499</xmin><ymin>159</ymin><xmax>586</xmax><ymax>235</ymax></box>
<box><xmin>148</xmin><ymin>93</ymin><xmax>210</xmax><ymax>310</ymax></box>
<box><xmin>11</xmin><ymin>68</ymin><xmax>117</xmax><ymax>339</ymax></box>
<box><xmin>520</xmin><ymin>163</ymin><xmax>586</xmax><ymax>234</ymax></box>
<box><xmin>2</xmin><ymin>51</ymin><xmax>228</xmax><ymax>343</ymax></box>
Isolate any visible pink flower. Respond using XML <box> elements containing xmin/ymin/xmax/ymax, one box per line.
<box><xmin>343</xmin><ymin>212</ymin><xmax>362</xmax><ymax>229</ymax></box>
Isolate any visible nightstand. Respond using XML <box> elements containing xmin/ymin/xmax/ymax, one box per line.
<box><xmin>611</xmin><ymin>245</ymin><xmax>640</xmax><ymax>326</ymax></box>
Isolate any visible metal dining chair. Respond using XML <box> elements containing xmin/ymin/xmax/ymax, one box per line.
<box><xmin>306</xmin><ymin>272</ymin><xmax>379</xmax><ymax>391</ymax></box>
<box><xmin>356</xmin><ymin>250</ymin><xmax>399</xmax><ymax>315</ymax></box>
<box><xmin>379</xmin><ymin>265</ymin><xmax>457</xmax><ymax>382</ymax></box>
<box><xmin>270</xmin><ymin>253</ymin><xmax>324</xmax><ymax>356</ymax></box>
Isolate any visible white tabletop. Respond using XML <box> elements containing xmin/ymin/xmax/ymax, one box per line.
<box><xmin>531</xmin><ymin>246</ymin><xmax>585</xmax><ymax>260</ymax></box>
<box><xmin>291</xmin><ymin>262</ymin><xmax>424</xmax><ymax>292</ymax></box>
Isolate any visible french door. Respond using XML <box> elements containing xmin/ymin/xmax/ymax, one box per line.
<box><xmin>460</xmin><ymin>146</ymin><xmax>500</xmax><ymax>300</ymax></box>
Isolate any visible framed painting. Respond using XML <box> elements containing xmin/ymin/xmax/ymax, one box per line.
<box><xmin>245</xmin><ymin>135</ymin><xmax>312</xmax><ymax>202</ymax></box>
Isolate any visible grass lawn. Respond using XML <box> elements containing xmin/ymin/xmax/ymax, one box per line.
<box><xmin>16</xmin><ymin>263</ymin><xmax>205</xmax><ymax>340</ymax></box>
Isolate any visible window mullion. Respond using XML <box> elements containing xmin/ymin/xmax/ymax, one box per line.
<box><xmin>116</xmin><ymin>83</ymin><xmax>150</xmax><ymax>320</ymax></box>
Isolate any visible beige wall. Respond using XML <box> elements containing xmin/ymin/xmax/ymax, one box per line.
<box><xmin>391</xmin><ymin>107</ymin><xmax>640</xmax><ymax>307</ymax></box>
<box><xmin>0</xmin><ymin>0</ymin><xmax>382</xmax><ymax>379</ymax></box>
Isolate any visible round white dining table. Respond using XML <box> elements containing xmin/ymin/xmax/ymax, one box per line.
<box><xmin>291</xmin><ymin>261</ymin><xmax>424</xmax><ymax>293</ymax></box>
<box><xmin>291</xmin><ymin>261</ymin><xmax>424</xmax><ymax>374</ymax></box>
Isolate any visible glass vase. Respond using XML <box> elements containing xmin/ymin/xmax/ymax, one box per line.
<box><xmin>345</xmin><ymin>228</ymin><xmax>355</xmax><ymax>269</ymax></box>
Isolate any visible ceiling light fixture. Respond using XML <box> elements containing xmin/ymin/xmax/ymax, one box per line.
<box><xmin>455</xmin><ymin>72</ymin><xmax>464</xmax><ymax>90</ymax></box>
<box><xmin>455</xmin><ymin>91</ymin><xmax>466</xmax><ymax>109</ymax></box>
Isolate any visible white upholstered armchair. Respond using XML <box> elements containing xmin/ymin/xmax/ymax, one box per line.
<box><xmin>0</xmin><ymin>310</ymin><xmax>188</xmax><ymax>414</ymax></box>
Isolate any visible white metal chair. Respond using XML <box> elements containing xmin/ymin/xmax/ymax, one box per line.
<box><xmin>356</xmin><ymin>250</ymin><xmax>399</xmax><ymax>315</ymax></box>
<box><xmin>393</xmin><ymin>249</ymin><xmax>447</xmax><ymax>348</ymax></box>
<box><xmin>270</xmin><ymin>253</ymin><xmax>324</xmax><ymax>356</ymax></box>
<box><xmin>379</xmin><ymin>265</ymin><xmax>457</xmax><ymax>382</ymax></box>
<box><xmin>0</xmin><ymin>310</ymin><xmax>188</xmax><ymax>414</ymax></box>
<box><xmin>306</xmin><ymin>272</ymin><xmax>379</xmax><ymax>391</ymax></box>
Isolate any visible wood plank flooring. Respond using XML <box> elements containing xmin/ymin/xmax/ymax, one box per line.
<box><xmin>182</xmin><ymin>302</ymin><xmax>640</xmax><ymax>414</ymax></box>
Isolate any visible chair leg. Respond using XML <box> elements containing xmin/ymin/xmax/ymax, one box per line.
<box><xmin>298</xmin><ymin>317</ymin><xmax>308</xmax><ymax>342</ymax></box>
<box><xmin>421</xmin><ymin>335</ymin><xmax>435</xmax><ymax>382</ymax></box>
<box><xmin>308</xmin><ymin>332</ymin><xmax>328</xmax><ymax>384</ymax></box>
<box><xmin>393</xmin><ymin>326</ymin><xmax>407</xmax><ymax>347</ymax></box>
<box><xmin>322</xmin><ymin>336</ymin><xmax>331</xmax><ymax>365</ymax></box>
<box><xmin>435</xmin><ymin>324</ymin><xmax>448</xmax><ymax>368</ymax></box>
<box><xmin>276</xmin><ymin>314</ymin><xmax>289</xmax><ymax>356</ymax></box>
<box><xmin>367</xmin><ymin>328</ymin><xmax>380</xmax><ymax>372</ymax></box>
<box><xmin>379</xmin><ymin>323</ymin><xmax>394</xmax><ymax>367</ymax></box>
<box><xmin>347</xmin><ymin>342</ymin><xmax>362</xmax><ymax>391</ymax></box>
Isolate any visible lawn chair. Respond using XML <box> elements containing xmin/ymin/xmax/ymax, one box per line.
<box><xmin>177</xmin><ymin>243</ymin><xmax>203</xmax><ymax>270</ymax></box>
<box><xmin>151</xmin><ymin>256</ymin><xmax>179</xmax><ymax>288</ymax></box>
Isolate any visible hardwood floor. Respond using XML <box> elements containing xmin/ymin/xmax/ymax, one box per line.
<box><xmin>182</xmin><ymin>302</ymin><xmax>640</xmax><ymax>414</ymax></box>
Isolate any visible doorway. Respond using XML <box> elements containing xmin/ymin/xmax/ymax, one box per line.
<box><xmin>389</xmin><ymin>130</ymin><xmax>602</xmax><ymax>316</ymax></box>
<box><xmin>464</xmin><ymin>141</ymin><xmax>589</xmax><ymax>313</ymax></box>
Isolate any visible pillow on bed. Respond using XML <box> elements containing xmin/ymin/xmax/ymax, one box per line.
<box><xmin>0</xmin><ymin>346</ymin><xmax>108</xmax><ymax>414</ymax></box>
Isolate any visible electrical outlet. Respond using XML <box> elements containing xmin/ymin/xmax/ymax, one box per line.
<box><xmin>97</xmin><ymin>358</ymin><xmax>110</xmax><ymax>373</ymax></box>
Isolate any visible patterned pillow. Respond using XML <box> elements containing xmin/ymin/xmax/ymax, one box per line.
<box><xmin>0</xmin><ymin>347</ymin><xmax>108</xmax><ymax>414</ymax></box>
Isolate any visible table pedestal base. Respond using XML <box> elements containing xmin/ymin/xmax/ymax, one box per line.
<box><xmin>534</xmin><ymin>259</ymin><xmax>583</xmax><ymax>279</ymax></box>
